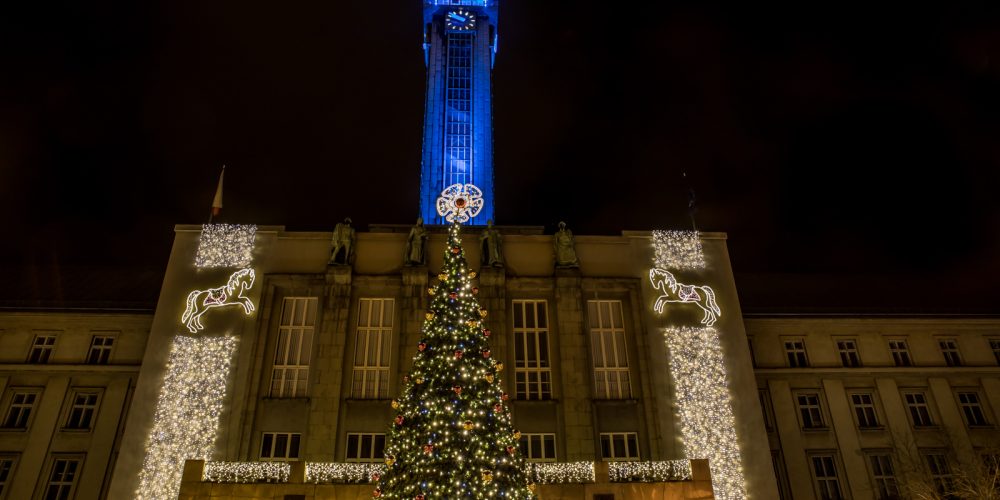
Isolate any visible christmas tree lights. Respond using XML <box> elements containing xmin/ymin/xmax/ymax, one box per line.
<box><xmin>652</xmin><ymin>230</ymin><xmax>705</xmax><ymax>270</ymax></box>
<box><xmin>203</xmin><ymin>461</ymin><xmax>290</xmax><ymax>483</ymax></box>
<box><xmin>663</xmin><ymin>326</ymin><xmax>746</xmax><ymax>500</ymax></box>
<box><xmin>195</xmin><ymin>224</ymin><xmax>256</xmax><ymax>268</ymax></box>
<box><xmin>136</xmin><ymin>335</ymin><xmax>239</xmax><ymax>500</ymax></box>
<box><xmin>375</xmin><ymin>220</ymin><xmax>535</xmax><ymax>499</ymax></box>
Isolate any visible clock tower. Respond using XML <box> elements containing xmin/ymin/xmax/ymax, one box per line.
<box><xmin>419</xmin><ymin>1</ymin><xmax>499</xmax><ymax>225</ymax></box>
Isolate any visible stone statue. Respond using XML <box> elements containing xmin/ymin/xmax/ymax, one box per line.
<box><xmin>404</xmin><ymin>217</ymin><xmax>429</xmax><ymax>266</ymax></box>
<box><xmin>329</xmin><ymin>217</ymin><xmax>356</xmax><ymax>265</ymax></box>
<box><xmin>553</xmin><ymin>221</ymin><xmax>579</xmax><ymax>268</ymax></box>
<box><xmin>480</xmin><ymin>219</ymin><xmax>503</xmax><ymax>267</ymax></box>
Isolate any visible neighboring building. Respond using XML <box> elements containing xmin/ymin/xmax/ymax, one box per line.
<box><xmin>749</xmin><ymin>316</ymin><xmax>1000</xmax><ymax>500</ymax></box>
<box><xmin>0</xmin><ymin>311</ymin><xmax>151</xmax><ymax>500</ymax></box>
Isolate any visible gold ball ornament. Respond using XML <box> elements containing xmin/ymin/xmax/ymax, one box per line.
<box><xmin>469</xmin><ymin>271</ymin><xmax>477</xmax><ymax>279</ymax></box>
<box><xmin>482</xmin><ymin>472</ymin><xmax>493</xmax><ymax>482</ymax></box>
<box><xmin>495</xmin><ymin>362</ymin><xmax>504</xmax><ymax>371</ymax></box>
<box><xmin>479</xmin><ymin>308</ymin><xmax>488</xmax><ymax>318</ymax></box>
<box><xmin>391</xmin><ymin>400</ymin><xmax>400</xmax><ymax>409</ymax></box>
<box><xmin>484</xmin><ymin>374</ymin><xmax>494</xmax><ymax>384</ymax></box>
<box><xmin>514</xmin><ymin>431</ymin><xmax>521</xmax><ymax>440</ymax></box>
<box><xmin>438</xmin><ymin>273</ymin><xmax>448</xmax><ymax>281</ymax></box>
<box><xmin>385</xmin><ymin>455</ymin><xmax>396</xmax><ymax>466</ymax></box>
<box><xmin>463</xmin><ymin>420</ymin><xmax>474</xmax><ymax>430</ymax></box>
<box><xmin>414</xmin><ymin>377</ymin><xmax>424</xmax><ymax>384</ymax></box>
<box><xmin>425</xmin><ymin>312</ymin><xmax>435</xmax><ymax>321</ymax></box>
<box><xmin>528</xmin><ymin>483</ymin><xmax>536</xmax><ymax>492</ymax></box>
<box><xmin>427</xmin><ymin>287</ymin><xmax>436</xmax><ymax>296</ymax></box>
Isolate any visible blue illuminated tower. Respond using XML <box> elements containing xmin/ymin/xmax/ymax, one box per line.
<box><xmin>419</xmin><ymin>1</ymin><xmax>499</xmax><ymax>225</ymax></box>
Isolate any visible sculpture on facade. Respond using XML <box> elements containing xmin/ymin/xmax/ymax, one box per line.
<box><xmin>329</xmin><ymin>217</ymin><xmax>356</xmax><ymax>265</ymax></box>
<box><xmin>404</xmin><ymin>217</ymin><xmax>429</xmax><ymax>266</ymax></box>
<box><xmin>553</xmin><ymin>221</ymin><xmax>580</xmax><ymax>268</ymax></box>
<box><xmin>479</xmin><ymin>219</ymin><xmax>503</xmax><ymax>267</ymax></box>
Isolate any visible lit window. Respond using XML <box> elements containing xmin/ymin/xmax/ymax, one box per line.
<box><xmin>65</xmin><ymin>392</ymin><xmax>99</xmax><ymax>430</ymax></box>
<box><xmin>519</xmin><ymin>433</ymin><xmax>556</xmax><ymax>462</ymax></box>
<box><xmin>850</xmin><ymin>393</ymin><xmax>880</xmax><ymax>429</ymax></box>
<box><xmin>797</xmin><ymin>393</ymin><xmax>825</xmax><ymax>429</ymax></box>
<box><xmin>352</xmin><ymin>298</ymin><xmax>394</xmax><ymax>399</ymax></box>
<box><xmin>345</xmin><ymin>433</ymin><xmax>385</xmax><ymax>463</ymax></box>
<box><xmin>810</xmin><ymin>454</ymin><xmax>844</xmax><ymax>500</ymax></box>
<box><xmin>903</xmin><ymin>392</ymin><xmax>934</xmax><ymax>427</ymax></box>
<box><xmin>260</xmin><ymin>432</ymin><xmax>301</xmax><ymax>461</ymax></box>
<box><xmin>599</xmin><ymin>432</ymin><xmax>640</xmax><ymax>461</ymax></box>
<box><xmin>589</xmin><ymin>301</ymin><xmax>631</xmax><ymax>399</ymax></box>
<box><xmin>2</xmin><ymin>392</ymin><xmax>38</xmax><ymax>429</ymax></box>
<box><xmin>44</xmin><ymin>457</ymin><xmax>82</xmax><ymax>500</ymax></box>
<box><xmin>923</xmin><ymin>453</ymin><xmax>953</xmax><ymax>495</ymax></box>
<box><xmin>836</xmin><ymin>340</ymin><xmax>860</xmax><ymax>367</ymax></box>
<box><xmin>513</xmin><ymin>300</ymin><xmax>551</xmax><ymax>400</ymax></box>
<box><xmin>0</xmin><ymin>456</ymin><xmax>14</xmax><ymax>498</ymax></box>
<box><xmin>270</xmin><ymin>297</ymin><xmax>317</xmax><ymax>398</ymax></box>
<box><xmin>784</xmin><ymin>339</ymin><xmax>808</xmax><ymax>368</ymax></box>
<box><xmin>443</xmin><ymin>32</ymin><xmax>474</xmax><ymax>186</ymax></box>
<box><xmin>938</xmin><ymin>339</ymin><xmax>962</xmax><ymax>367</ymax></box>
<box><xmin>867</xmin><ymin>453</ymin><xmax>899</xmax><ymax>500</ymax></box>
<box><xmin>957</xmin><ymin>392</ymin><xmax>989</xmax><ymax>427</ymax></box>
<box><xmin>87</xmin><ymin>335</ymin><xmax>115</xmax><ymax>365</ymax></box>
<box><xmin>28</xmin><ymin>334</ymin><xmax>56</xmax><ymax>364</ymax></box>
<box><xmin>888</xmin><ymin>340</ymin><xmax>911</xmax><ymax>367</ymax></box>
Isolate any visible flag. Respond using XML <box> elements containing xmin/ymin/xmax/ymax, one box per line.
<box><xmin>211</xmin><ymin>166</ymin><xmax>225</xmax><ymax>216</ymax></box>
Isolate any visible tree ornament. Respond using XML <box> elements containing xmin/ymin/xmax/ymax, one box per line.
<box><xmin>438</xmin><ymin>273</ymin><xmax>448</xmax><ymax>281</ymax></box>
<box><xmin>416</xmin><ymin>494</ymin><xmax>425</xmax><ymax>500</ymax></box>
<box><xmin>483</xmin><ymin>328</ymin><xmax>491</xmax><ymax>337</ymax></box>
<box><xmin>373</xmin><ymin>488</ymin><xmax>382</xmax><ymax>497</ymax></box>
<box><xmin>427</xmin><ymin>287</ymin><xmax>436</xmax><ymax>296</ymax></box>
<box><xmin>454</xmin><ymin>349</ymin><xmax>464</xmax><ymax>359</ymax></box>
<box><xmin>449</xmin><ymin>292</ymin><xmax>458</xmax><ymax>300</ymax></box>
<box><xmin>472</xmin><ymin>287</ymin><xmax>479</xmax><ymax>295</ymax></box>
<box><xmin>479</xmin><ymin>309</ymin><xmax>488</xmax><ymax>318</ymax></box>
<box><xmin>528</xmin><ymin>483</ymin><xmax>536</xmax><ymax>492</ymax></box>
<box><xmin>463</xmin><ymin>420</ymin><xmax>474</xmax><ymax>430</ymax></box>
<box><xmin>385</xmin><ymin>455</ymin><xmax>396</xmax><ymax>466</ymax></box>
<box><xmin>414</xmin><ymin>377</ymin><xmax>424</xmax><ymax>385</ymax></box>
<box><xmin>506</xmin><ymin>445</ymin><xmax>516</xmax><ymax>455</ymax></box>
<box><xmin>494</xmin><ymin>403</ymin><xmax>503</xmax><ymax>413</ymax></box>
<box><xmin>514</xmin><ymin>431</ymin><xmax>521</xmax><ymax>440</ymax></box>
<box><xmin>391</xmin><ymin>400</ymin><xmax>400</xmax><ymax>409</ymax></box>
<box><xmin>425</xmin><ymin>312</ymin><xmax>435</xmax><ymax>321</ymax></box>
<box><xmin>451</xmin><ymin>246</ymin><xmax>461</xmax><ymax>254</ymax></box>
<box><xmin>371</xmin><ymin>473</ymin><xmax>381</xmax><ymax>482</ymax></box>
<box><xmin>418</xmin><ymin>342</ymin><xmax>427</xmax><ymax>351</ymax></box>
<box><xmin>453</xmin><ymin>385</ymin><xmax>462</xmax><ymax>395</ymax></box>
<box><xmin>423</xmin><ymin>444</ymin><xmax>434</xmax><ymax>454</ymax></box>
<box><xmin>466</xmin><ymin>320</ymin><xmax>479</xmax><ymax>328</ymax></box>
<box><xmin>501</xmin><ymin>392</ymin><xmax>509</xmax><ymax>401</ymax></box>
<box><xmin>482</xmin><ymin>471</ymin><xmax>493</xmax><ymax>482</ymax></box>
<box><xmin>469</xmin><ymin>271</ymin><xmax>477</xmax><ymax>279</ymax></box>
<box><xmin>483</xmin><ymin>349</ymin><xmax>491</xmax><ymax>358</ymax></box>
<box><xmin>402</xmin><ymin>375</ymin><xmax>410</xmax><ymax>383</ymax></box>
<box><xmin>484</xmin><ymin>374</ymin><xmax>494</xmax><ymax>384</ymax></box>
<box><xmin>496</xmin><ymin>362</ymin><xmax>504</xmax><ymax>371</ymax></box>
<box><xmin>395</xmin><ymin>415</ymin><xmax>405</xmax><ymax>426</ymax></box>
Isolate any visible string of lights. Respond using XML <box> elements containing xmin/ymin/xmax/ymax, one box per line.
<box><xmin>195</xmin><ymin>224</ymin><xmax>257</xmax><ymax>268</ymax></box>
<box><xmin>608</xmin><ymin>460</ymin><xmax>692</xmax><ymax>482</ymax></box>
<box><xmin>135</xmin><ymin>335</ymin><xmax>239</xmax><ymax>500</ymax></box>
<box><xmin>306</xmin><ymin>463</ymin><xmax>386</xmax><ymax>484</ymax></box>
<box><xmin>526</xmin><ymin>462</ymin><xmax>595</xmax><ymax>484</ymax></box>
<box><xmin>663</xmin><ymin>326</ymin><xmax>746</xmax><ymax>500</ymax></box>
<box><xmin>652</xmin><ymin>230</ymin><xmax>705</xmax><ymax>270</ymax></box>
<box><xmin>203</xmin><ymin>462</ymin><xmax>290</xmax><ymax>483</ymax></box>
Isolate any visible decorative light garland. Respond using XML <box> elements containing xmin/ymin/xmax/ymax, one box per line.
<box><xmin>526</xmin><ymin>462</ymin><xmax>595</xmax><ymax>484</ymax></box>
<box><xmin>305</xmin><ymin>463</ymin><xmax>387</xmax><ymax>484</ymax></box>
<box><xmin>435</xmin><ymin>184</ymin><xmax>485</xmax><ymax>223</ymax></box>
<box><xmin>203</xmin><ymin>462</ymin><xmax>290</xmax><ymax>483</ymax></box>
<box><xmin>663</xmin><ymin>327</ymin><xmax>746</xmax><ymax>500</ymax></box>
<box><xmin>195</xmin><ymin>224</ymin><xmax>257</xmax><ymax>268</ymax></box>
<box><xmin>649</xmin><ymin>268</ymin><xmax>721</xmax><ymax>326</ymax></box>
<box><xmin>608</xmin><ymin>460</ymin><xmax>692</xmax><ymax>482</ymax></box>
<box><xmin>652</xmin><ymin>230</ymin><xmax>705</xmax><ymax>270</ymax></box>
<box><xmin>136</xmin><ymin>336</ymin><xmax>239</xmax><ymax>500</ymax></box>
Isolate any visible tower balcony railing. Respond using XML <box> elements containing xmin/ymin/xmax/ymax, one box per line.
<box><xmin>426</xmin><ymin>0</ymin><xmax>497</xmax><ymax>7</ymax></box>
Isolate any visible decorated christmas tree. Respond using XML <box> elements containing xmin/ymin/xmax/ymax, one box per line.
<box><xmin>374</xmin><ymin>218</ymin><xmax>535</xmax><ymax>499</ymax></box>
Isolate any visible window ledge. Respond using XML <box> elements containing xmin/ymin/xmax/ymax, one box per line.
<box><xmin>858</xmin><ymin>426</ymin><xmax>885</xmax><ymax>432</ymax></box>
<box><xmin>802</xmin><ymin>426</ymin><xmax>830</xmax><ymax>432</ymax></box>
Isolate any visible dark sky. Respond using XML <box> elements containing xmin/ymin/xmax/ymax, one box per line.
<box><xmin>2</xmin><ymin>2</ymin><xmax>999</xmax><ymax>312</ymax></box>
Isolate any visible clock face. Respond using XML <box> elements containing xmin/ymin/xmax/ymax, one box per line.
<box><xmin>445</xmin><ymin>10</ymin><xmax>476</xmax><ymax>31</ymax></box>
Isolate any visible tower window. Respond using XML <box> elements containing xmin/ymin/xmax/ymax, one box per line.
<box><xmin>444</xmin><ymin>31</ymin><xmax>474</xmax><ymax>187</ymax></box>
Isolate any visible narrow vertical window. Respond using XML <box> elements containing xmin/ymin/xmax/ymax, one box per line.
<box><xmin>513</xmin><ymin>300</ymin><xmax>551</xmax><ymax>400</ymax></box>
<box><xmin>850</xmin><ymin>393</ymin><xmax>880</xmax><ymax>428</ymax></box>
<box><xmin>938</xmin><ymin>339</ymin><xmax>962</xmax><ymax>367</ymax></box>
<box><xmin>957</xmin><ymin>392</ymin><xmax>989</xmax><ymax>427</ymax></box>
<box><xmin>989</xmin><ymin>339</ymin><xmax>1000</xmax><ymax>365</ymax></box>
<box><xmin>259</xmin><ymin>432</ymin><xmax>301</xmax><ymax>461</ymax></box>
<box><xmin>87</xmin><ymin>335</ymin><xmax>115</xmax><ymax>365</ymax></box>
<box><xmin>797</xmin><ymin>393</ymin><xmax>825</xmax><ymax>429</ymax></box>
<box><xmin>270</xmin><ymin>297</ymin><xmax>317</xmax><ymax>398</ymax></box>
<box><xmin>28</xmin><ymin>334</ymin><xmax>56</xmax><ymax>364</ymax></box>
<box><xmin>518</xmin><ymin>434</ymin><xmax>557</xmax><ymax>462</ymax></box>
<box><xmin>589</xmin><ymin>300</ymin><xmax>631</xmax><ymax>399</ymax></box>
<box><xmin>810</xmin><ymin>455</ymin><xmax>844</xmax><ymax>500</ymax></box>
<box><xmin>903</xmin><ymin>392</ymin><xmax>934</xmax><ymax>427</ymax></box>
<box><xmin>352</xmin><ymin>298</ymin><xmax>394</xmax><ymax>399</ymax></box>
<box><xmin>867</xmin><ymin>453</ymin><xmax>899</xmax><ymax>499</ymax></box>
<box><xmin>64</xmin><ymin>392</ymin><xmax>99</xmax><ymax>430</ymax></box>
<box><xmin>888</xmin><ymin>340</ymin><xmax>912</xmax><ymax>367</ymax></box>
<box><xmin>0</xmin><ymin>456</ymin><xmax>14</xmax><ymax>498</ymax></box>
<box><xmin>44</xmin><ymin>457</ymin><xmax>82</xmax><ymax>500</ymax></box>
<box><xmin>783</xmin><ymin>339</ymin><xmax>808</xmax><ymax>367</ymax></box>
<box><xmin>759</xmin><ymin>390</ymin><xmax>775</xmax><ymax>432</ymax></box>
<box><xmin>345</xmin><ymin>433</ymin><xmax>386</xmax><ymax>463</ymax></box>
<box><xmin>599</xmin><ymin>432</ymin><xmax>640</xmax><ymax>461</ymax></box>
<box><xmin>836</xmin><ymin>339</ymin><xmax>860</xmax><ymax>367</ymax></box>
<box><xmin>2</xmin><ymin>392</ymin><xmax>38</xmax><ymax>429</ymax></box>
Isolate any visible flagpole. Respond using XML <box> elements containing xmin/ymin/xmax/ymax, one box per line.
<box><xmin>209</xmin><ymin>165</ymin><xmax>225</xmax><ymax>224</ymax></box>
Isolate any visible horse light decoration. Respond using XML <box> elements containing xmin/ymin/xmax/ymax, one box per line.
<box><xmin>181</xmin><ymin>268</ymin><xmax>256</xmax><ymax>333</ymax></box>
<box><xmin>649</xmin><ymin>268</ymin><xmax>721</xmax><ymax>326</ymax></box>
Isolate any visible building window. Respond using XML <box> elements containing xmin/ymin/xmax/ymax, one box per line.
<box><xmin>599</xmin><ymin>432</ymin><xmax>640</xmax><ymax>461</ymax></box>
<box><xmin>797</xmin><ymin>393</ymin><xmax>826</xmax><ymax>429</ymax></box>
<box><xmin>519</xmin><ymin>433</ymin><xmax>556</xmax><ymax>462</ymax></box>
<box><xmin>938</xmin><ymin>339</ymin><xmax>962</xmax><ymax>367</ymax></box>
<box><xmin>2</xmin><ymin>392</ymin><xmax>38</xmax><ymax>429</ymax></box>
<box><xmin>270</xmin><ymin>297</ymin><xmax>317</xmax><ymax>398</ymax></box>
<box><xmin>784</xmin><ymin>339</ymin><xmax>808</xmax><ymax>367</ymax></box>
<box><xmin>771</xmin><ymin>451</ymin><xmax>791</xmax><ymax>500</ymax></box>
<box><xmin>28</xmin><ymin>334</ymin><xmax>56</xmax><ymax>364</ymax></box>
<box><xmin>87</xmin><ymin>335</ymin><xmax>115</xmax><ymax>365</ymax></box>
<box><xmin>0</xmin><ymin>456</ymin><xmax>14</xmax><ymax>498</ymax></box>
<box><xmin>809</xmin><ymin>454</ymin><xmax>844</xmax><ymax>500</ymax></box>
<box><xmin>352</xmin><ymin>298</ymin><xmax>394</xmax><ymax>399</ymax></box>
<box><xmin>759</xmin><ymin>390</ymin><xmax>775</xmax><ymax>432</ymax></box>
<box><xmin>64</xmin><ymin>392</ymin><xmax>99</xmax><ymax>430</ymax></box>
<box><xmin>836</xmin><ymin>339</ymin><xmax>860</xmax><ymax>367</ymax></box>
<box><xmin>43</xmin><ymin>457</ymin><xmax>82</xmax><ymax>500</ymax></box>
<box><xmin>866</xmin><ymin>453</ymin><xmax>899</xmax><ymax>500</ymax></box>
<box><xmin>923</xmin><ymin>453</ymin><xmax>953</xmax><ymax>495</ymax></box>
<box><xmin>903</xmin><ymin>392</ymin><xmax>935</xmax><ymax>427</ymax></box>
<box><xmin>345</xmin><ymin>433</ymin><xmax>385</xmax><ymax>463</ymax></box>
<box><xmin>748</xmin><ymin>336</ymin><xmax>757</xmax><ymax>368</ymax></box>
<box><xmin>513</xmin><ymin>300</ymin><xmax>551</xmax><ymax>400</ymax></box>
<box><xmin>589</xmin><ymin>301</ymin><xmax>631</xmax><ymax>399</ymax></box>
<box><xmin>888</xmin><ymin>339</ymin><xmax>911</xmax><ymax>367</ymax></box>
<box><xmin>850</xmin><ymin>393</ymin><xmax>880</xmax><ymax>429</ymax></box>
<box><xmin>444</xmin><ymin>32</ymin><xmax>474</xmax><ymax>186</ymax></box>
<box><xmin>260</xmin><ymin>432</ymin><xmax>301</xmax><ymax>461</ymax></box>
<box><xmin>990</xmin><ymin>339</ymin><xmax>1000</xmax><ymax>365</ymax></box>
<box><xmin>957</xmin><ymin>392</ymin><xmax>989</xmax><ymax>427</ymax></box>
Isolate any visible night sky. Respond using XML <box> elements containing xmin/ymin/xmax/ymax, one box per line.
<box><xmin>2</xmin><ymin>3</ymin><xmax>999</xmax><ymax>312</ymax></box>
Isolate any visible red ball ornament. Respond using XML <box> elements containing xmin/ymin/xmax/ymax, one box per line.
<box><xmin>483</xmin><ymin>350</ymin><xmax>491</xmax><ymax>358</ymax></box>
<box><xmin>394</xmin><ymin>415</ymin><xmax>404</xmax><ymax>426</ymax></box>
<box><xmin>451</xmin><ymin>246</ymin><xmax>461</xmax><ymax>254</ymax></box>
<box><xmin>472</xmin><ymin>287</ymin><xmax>480</xmax><ymax>295</ymax></box>
<box><xmin>423</xmin><ymin>444</ymin><xmax>434</xmax><ymax>454</ymax></box>
<box><xmin>418</xmin><ymin>342</ymin><xmax>427</xmax><ymax>351</ymax></box>
<box><xmin>453</xmin><ymin>385</ymin><xmax>463</xmax><ymax>395</ymax></box>
<box><xmin>494</xmin><ymin>403</ymin><xmax>503</xmax><ymax>413</ymax></box>
<box><xmin>373</xmin><ymin>488</ymin><xmax>382</xmax><ymax>498</ymax></box>
<box><xmin>501</xmin><ymin>392</ymin><xmax>509</xmax><ymax>401</ymax></box>
<box><xmin>371</xmin><ymin>473</ymin><xmax>381</xmax><ymax>482</ymax></box>
<box><xmin>454</xmin><ymin>350</ymin><xmax>464</xmax><ymax>359</ymax></box>
<box><xmin>449</xmin><ymin>292</ymin><xmax>457</xmax><ymax>300</ymax></box>
<box><xmin>506</xmin><ymin>445</ymin><xmax>516</xmax><ymax>455</ymax></box>
<box><xmin>416</xmin><ymin>495</ymin><xmax>426</xmax><ymax>500</ymax></box>
<box><xmin>483</xmin><ymin>328</ymin><xmax>491</xmax><ymax>337</ymax></box>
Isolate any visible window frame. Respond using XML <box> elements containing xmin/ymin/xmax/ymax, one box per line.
<box><xmin>835</xmin><ymin>338</ymin><xmax>861</xmax><ymax>368</ymax></box>
<box><xmin>0</xmin><ymin>454</ymin><xmax>16</xmax><ymax>500</ymax></box>
<box><xmin>937</xmin><ymin>338</ymin><xmax>962</xmax><ymax>367</ymax></box>
<box><xmin>42</xmin><ymin>455</ymin><xmax>84</xmax><ymax>500</ymax></box>
<box><xmin>63</xmin><ymin>390</ymin><xmax>101</xmax><ymax>431</ymax></box>
<box><xmin>795</xmin><ymin>392</ymin><xmax>827</xmax><ymax>430</ymax></box>
<box><xmin>269</xmin><ymin>297</ymin><xmax>318</xmax><ymax>398</ymax></box>
<box><xmin>351</xmin><ymin>297</ymin><xmax>395</xmax><ymax>400</ymax></box>
<box><xmin>921</xmin><ymin>451</ymin><xmax>954</xmax><ymax>496</ymax></box>
<box><xmin>599</xmin><ymin>432</ymin><xmax>640</xmax><ymax>462</ymax></box>
<box><xmin>87</xmin><ymin>334</ymin><xmax>116</xmax><ymax>365</ymax></box>
<box><xmin>759</xmin><ymin>389</ymin><xmax>776</xmax><ymax>432</ymax></box>
<box><xmin>588</xmin><ymin>300</ymin><xmax>632</xmax><ymax>400</ymax></box>
<box><xmin>808</xmin><ymin>452</ymin><xmax>845</xmax><ymax>500</ymax></box>
<box><xmin>887</xmin><ymin>338</ymin><xmax>912</xmax><ymax>367</ymax></box>
<box><xmin>345</xmin><ymin>433</ymin><xmax>386</xmax><ymax>463</ymax></box>
<box><xmin>956</xmin><ymin>390</ymin><xmax>990</xmax><ymax>427</ymax></box>
<box><xmin>848</xmin><ymin>391</ymin><xmax>882</xmax><ymax>430</ymax></box>
<box><xmin>259</xmin><ymin>432</ymin><xmax>301</xmax><ymax>462</ymax></box>
<box><xmin>512</xmin><ymin>299</ymin><xmax>552</xmax><ymax>400</ymax></box>
<box><xmin>1</xmin><ymin>389</ymin><xmax>41</xmax><ymax>430</ymax></box>
<box><xmin>27</xmin><ymin>333</ymin><xmax>57</xmax><ymax>364</ymax></box>
<box><xmin>989</xmin><ymin>338</ymin><xmax>1000</xmax><ymax>365</ymax></box>
<box><xmin>865</xmin><ymin>451</ymin><xmax>900</xmax><ymax>500</ymax></box>
<box><xmin>782</xmin><ymin>338</ymin><xmax>809</xmax><ymax>368</ymax></box>
<box><xmin>519</xmin><ymin>433</ymin><xmax>557</xmax><ymax>462</ymax></box>
<box><xmin>902</xmin><ymin>390</ymin><xmax>936</xmax><ymax>428</ymax></box>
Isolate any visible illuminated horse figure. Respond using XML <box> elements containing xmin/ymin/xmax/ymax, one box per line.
<box><xmin>649</xmin><ymin>268</ymin><xmax>721</xmax><ymax>326</ymax></box>
<box><xmin>181</xmin><ymin>268</ymin><xmax>256</xmax><ymax>333</ymax></box>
